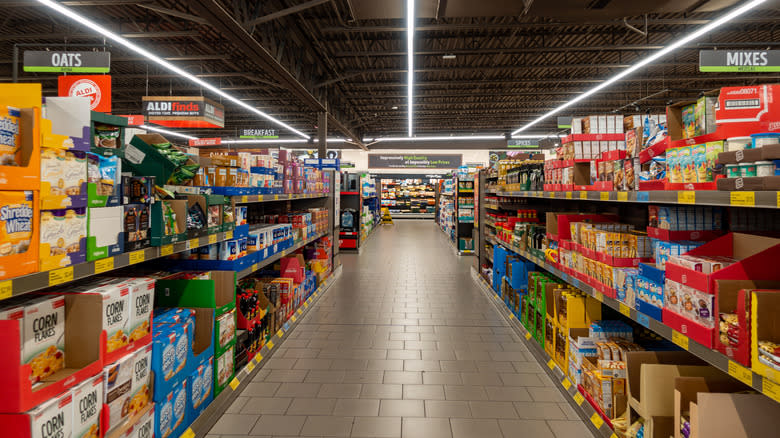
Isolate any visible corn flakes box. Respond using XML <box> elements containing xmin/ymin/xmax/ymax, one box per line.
<box><xmin>102</xmin><ymin>277</ymin><xmax>154</xmax><ymax>343</ymax></box>
<box><xmin>71</xmin><ymin>374</ymin><xmax>102</xmax><ymax>438</ymax></box>
<box><xmin>103</xmin><ymin>354</ymin><xmax>133</xmax><ymax>434</ymax></box>
<box><xmin>31</xmin><ymin>390</ymin><xmax>73</xmax><ymax>438</ymax></box>
<box><xmin>128</xmin><ymin>404</ymin><xmax>153</xmax><ymax>438</ymax></box>
<box><xmin>72</xmin><ymin>282</ymin><xmax>130</xmax><ymax>355</ymax></box>
<box><xmin>128</xmin><ymin>345</ymin><xmax>152</xmax><ymax>417</ymax></box>
<box><xmin>24</xmin><ymin>295</ymin><xmax>66</xmax><ymax>384</ymax></box>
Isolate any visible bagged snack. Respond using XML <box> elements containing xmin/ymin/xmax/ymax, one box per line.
<box><xmin>94</xmin><ymin>124</ymin><xmax>121</xmax><ymax>149</ymax></box>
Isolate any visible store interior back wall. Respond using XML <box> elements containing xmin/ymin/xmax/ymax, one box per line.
<box><xmin>341</xmin><ymin>149</ymin><xmax>553</xmax><ymax>172</ymax></box>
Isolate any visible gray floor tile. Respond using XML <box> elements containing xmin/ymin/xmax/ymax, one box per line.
<box><xmin>319</xmin><ymin>383</ymin><xmax>362</xmax><ymax>398</ymax></box>
<box><xmin>333</xmin><ymin>398</ymin><xmax>381</xmax><ymax>416</ymax></box>
<box><xmin>498</xmin><ymin>419</ymin><xmax>555</xmax><ymax>437</ymax></box>
<box><xmin>402</xmin><ymin>418</ymin><xmax>452</xmax><ymax>438</ymax></box>
<box><xmin>403</xmin><ymin>384</ymin><xmax>445</xmax><ymax>400</ymax></box>
<box><xmin>266</xmin><ymin>370</ymin><xmax>310</xmax><ymax>383</ymax></box>
<box><xmin>449</xmin><ymin>419</ymin><xmax>502</xmax><ymax>438</ymax></box>
<box><xmin>243</xmin><ymin>382</ymin><xmax>282</xmax><ymax>397</ymax></box>
<box><xmin>286</xmin><ymin>398</ymin><xmax>337</xmax><ymax>416</ymax></box>
<box><xmin>443</xmin><ymin>385</ymin><xmax>488</xmax><ymax>401</ymax></box>
<box><xmin>299</xmin><ymin>416</ymin><xmax>354</xmax><ymax>437</ymax></box>
<box><xmin>276</xmin><ymin>383</ymin><xmax>324</xmax><ymax>398</ymax></box>
<box><xmin>460</xmin><ymin>373</ymin><xmax>502</xmax><ymax>386</ymax></box>
<box><xmin>240</xmin><ymin>397</ymin><xmax>293</xmax><ymax>415</ymax></box>
<box><xmin>210</xmin><ymin>414</ymin><xmax>260</xmax><ymax>435</ymax></box>
<box><xmin>251</xmin><ymin>415</ymin><xmax>306</xmax><ymax>436</ymax></box>
<box><xmin>422</xmin><ymin>372</ymin><xmax>462</xmax><ymax>385</ymax></box>
<box><xmin>468</xmin><ymin>401</ymin><xmax>518</xmax><ymax>419</ymax></box>
<box><xmin>424</xmin><ymin>400</ymin><xmax>471</xmax><ymax>418</ymax></box>
<box><xmin>367</xmin><ymin>359</ymin><xmax>404</xmax><ymax>371</ymax></box>
<box><xmin>379</xmin><ymin>399</ymin><xmax>425</xmax><ymax>417</ymax></box>
<box><xmin>351</xmin><ymin>417</ymin><xmax>401</xmax><ymax>438</ymax></box>
<box><xmin>512</xmin><ymin>402</ymin><xmax>568</xmax><ymax>420</ymax></box>
<box><xmin>546</xmin><ymin>420</ymin><xmax>593</xmax><ymax>438</ymax></box>
<box><xmin>499</xmin><ymin>373</ymin><xmax>547</xmax><ymax>387</ymax></box>
<box><xmin>439</xmin><ymin>361</ymin><xmax>478</xmax><ymax>373</ymax></box>
<box><xmin>361</xmin><ymin>383</ymin><xmax>403</xmax><ymax>399</ymax></box>
<box><xmin>386</xmin><ymin>350</ymin><xmax>421</xmax><ymax>360</ymax></box>
<box><xmin>527</xmin><ymin>387</ymin><xmax>566</xmax><ymax>403</ymax></box>
<box><xmin>404</xmin><ymin>360</ymin><xmax>441</xmax><ymax>372</ymax></box>
<box><xmin>305</xmin><ymin>370</ymin><xmax>347</xmax><ymax>384</ymax></box>
<box><xmin>384</xmin><ymin>371</ymin><xmax>423</xmax><ymax>385</ymax></box>
<box><xmin>225</xmin><ymin>397</ymin><xmax>249</xmax><ymax>414</ymax></box>
<box><xmin>342</xmin><ymin>371</ymin><xmax>385</xmax><ymax>384</ymax></box>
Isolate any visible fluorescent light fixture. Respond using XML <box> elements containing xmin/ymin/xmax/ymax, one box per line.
<box><xmin>407</xmin><ymin>0</ymin><xmax>415</xmax><ymax>137</ymax></box>
<box><xmin>442</xmin><ymin>54</ymin><xmax>457</xmax><ymax>60</ymax></box>
<box><xmin>139</xmin><ymin>124</ymin><xmax>197</xmax><ymax>140</ymax></box>
<box><xmin>512</xmin><ymin>0</ymin><xmax>767</xmax><ymax>135</ymax></box>
<box><xmin>367</xmin><ymin>134</ymin><xmax>557</xmax><ymax>142</ymax></box>
<box><xmin>36</xmin><ymin>0</ymin><xmax>310</xmax><ymax>140</ymax></box>
<box><xmin>391</xmin><ymin>106</ymin><xmax>399</xmax><ymax>110</ymax></box>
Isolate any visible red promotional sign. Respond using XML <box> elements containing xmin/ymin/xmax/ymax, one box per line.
<box><xmin>57</xmin><ymin>75</ymin><xmax>111</xmax><ymax>112</ymax></box>
<box><xmin>121</xmin><ymin>115</ymin><xmax>145</xmax><ymax>126</ymax></box>
<box><xmin>189</xmin><ymin>138</ymin><xmax>221</xmax><ymax>147</ymax></box>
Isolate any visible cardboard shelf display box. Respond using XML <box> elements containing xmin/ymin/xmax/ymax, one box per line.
<box><xmin>0</xmin><ymin>84</ymin><xmax>42</xmax><ymax>191</ymax></box>
<box><xmin>751</xmin><ymin>290</ymin><xmax>780</xmax><ymax>384</ymax></box>
<box><xmin>151</xmin><ymin>199</ymin><xmax>188</xmax><ymax>246</ymax></box>
<box><xmin>86</xmin><ymin>206</ymin><xmax>124</xmax><ymax>261</ymax></box>
<box><xmin>674</xmin><ymin>376</ymin><xmax>780</xmax><ymax>438</ymax></box>
<box><xmin>121</xmin><ymin>133</ymin><xmax>198</xmax><ymax>186</ymax></box>
<box><xmin>90</xmin><ymin>111</ymin><xmax>128</xmax><ymax>158</ymax></box>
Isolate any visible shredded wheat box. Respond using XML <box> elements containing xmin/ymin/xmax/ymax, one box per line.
<box><xmin>24</xmin><ymin>295</ymin><xmax>66</xmax><ymax>384</ymax></box>
<box><xmin>71</xmin><ymin>374</ymin><xmax>102</xmax><ymax>438</ymax></box>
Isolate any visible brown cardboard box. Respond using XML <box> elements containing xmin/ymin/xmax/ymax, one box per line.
<box><xmin>673</xmin><ymin>376</ymin><xmax>749</xmax><ymax>438</ymax></box>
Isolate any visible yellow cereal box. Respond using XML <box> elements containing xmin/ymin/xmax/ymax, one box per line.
<box><xmin>0</xmin><ymin>106</ymin><xmax>21</xmax><ymax>166</ymax></box>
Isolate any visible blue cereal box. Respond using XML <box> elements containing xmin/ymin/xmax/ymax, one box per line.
<box><xmin>154</xmin><ymin>379</ymin><xmax>188</xmax><ymax>438</ymax></box>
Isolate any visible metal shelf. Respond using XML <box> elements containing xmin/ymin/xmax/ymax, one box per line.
<box><xmin>485</xmin><ymin>236</ymin><xmax>780</xmax><ymax>405</ymax></box>
<box><xmin>236</xmin><ymin>231</ymin><xmax>330</xmax><ymax>279</ymax></box>
<box><xmin>0</xmin><ymin>229</ymin><xmax>235</xmax><ymax>301</ymax></box>
<box><xmin>236</xmin><ymin>193</ymin><xmax>328</xmax><ymax>203</ymax></box>
<box><xmin>471</xmin><ymin>269</ymin><xmax>612</xmax><ymax>438</ymax></box>
<box><xmin>486</xmin><ymin>188</ymin><xmax>780</xmax><ymax>209</ymax></box>
<box><xmin>185</xmin><ymin>266</ymin><xmax>342</xmax><ymax>437</ymax></box>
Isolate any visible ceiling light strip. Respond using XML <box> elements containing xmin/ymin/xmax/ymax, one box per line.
<box><xmin>139</xmin><ymin>124</ymin><xmax>197</xmax><ymax>140</ymax></box>
<box><xmin>36</xmin><ymin>0</ymin><xmax>310</xmax><ymax>139</ymax></box>
<box><xmin>512</xmin><ymin>0</ymin><xmax>767</xmax><ymax>135</ymax></box>
<box><xmin>407</xmin><ymin>0</ymin><xmax>415</xmax><ymax>137</ymax></box>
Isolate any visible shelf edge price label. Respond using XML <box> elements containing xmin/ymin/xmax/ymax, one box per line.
<box><xmin>617</xmin><ymin>192</ymin><xmax>628</xmax><ymax>202</ymax></box>
<box><xmin>562</xmin><ymin>378</ymin><xmax>572</xmax><ymax>390</ymax></box>
<box><xmin>763</xmin><ymin>378</ymin><xmax>780</xmax><ymax>403</ymax></box>
<box><xmin>246</xmin><ymin>361</ymin><xmax>255</xmax><ymax>373</ymax></box>
<box><xmin>619</xmin><ymin>303</ymin><xmax>631</xmax><ymax>317</ymax></box>
<box><xmin>274</xmin><ymin>195</ymin><xmax>279</xmax><ymax>200</ymax></box>
<box><xmin>48</xmin><ymin>266</ymin><xmax>74</xmax><ymax>286</ymax></box>
<box><xmin>777</xmin><ymin>192</ymin><xmax>780</xmax><ymax>208</ymax></box>
<box><xmin>240</xmin><ymin>195</ymin><xmax>248</xmax><ymax>203</ymax></box>
<box><xmin>525</xmin><ymin>332</ymin><xmax>532</xmax><ymax>340</ymax></box>
<box><xmin>565</xmin><ymin>192</ymin><xmax>572</xmax><ymax>199</ymax></box>
<box><xmin>0</xmin><ymin>280</ymin><xmax>13</xmax><ymax>300</ymax></box>
<box><xmin>160</xmin><ymin>244</ymin><xmax>174</xmax><ymax>257</ymax></box>
<box><xmin>573</xmin><ymin>392</ymin><xmax>585</xmax><ymax>406</ymax></box>
<box><xmin>590</xmin><ymin>412</ymin><xmax>604</xmax><ymax>429</ymax></box>
<box><xmin>226</xmin><ymin>230</ymin><xmax>233</xmax><ymax>239</ymax></box>
<box><xmin>229</xmin><ymin>377</ymin><xmax>240</xmax><ymax>391</ymax></box>
<box><xmin>276</xmin><ymin>329</ymin><xmax>284</xmax><ymax>338</ymax></box>
<box><xmin>304</xmin><ymin>301</ymin><xmax>309</xmax><ymax>308</ymax></box>
<box><xmin>678</xmin><ymin>191</ymin><xmax>695</xmax><ymax>205</ymax></box>
<box><xmin>672</xmin><ymin>330</ymin><xmax>690</xmax><ymax>350</ymax></box>
<box><xmin>94</xmin><ymin>257</ymin><xmax>114</xmax><ymax>274</ymax></box>
<box><xmin>128</xmin><ymin>250</ymin><xmax>145</xmax><ymax>265</ymax></box>
<box><xmin>254</xmin><ymin>353</ymin><xmax>263</xmax><ymax>363</ymax></box>
<box><xmin>599</xmin><ymin>192</ymin><xmax>609</xmax><ymax>201</ymax></box>
<box><xmin>547</xmin><ymin>359</ymin><xmax>556</xmax><ymax>370</ymax></box>
<box><xmin>208</xmin><ymin>234</ymin><xmax>218</xmax><ymax>244</ymax></box>
<box><xmin>548</xmin><ymin>192</ymin><xmax>555</xmax><ymax>199</ymax></box>
<box><xmin>728</xmin><ymin>360</ymin><xmax>753</xmax><ymax>386</ymax></box>
<box><xmin>594</xmin><ymin>291</ymin><xmax>604</xmax><ymax>302</ymax></box>
<box><xmin>179</xmin><ymin>428</ymin><xmax>195</xmax><ymax>438</ymax></box>
<box><xmin>291</xmin><ymin>314</ymin><xmax>297</xmax><ymax>322</ymax></box>
<box><xmin>730</xmin><ymin>191</ymin><xmax>755</xmax><ymax>207</ymax></box>
<box><xmin>637</xmin><ymin>313</ymin><xmax>650</xmax><ymax>329</ymax></box>
<box><xmin>186</xmin><ymin>238</ymin><xmax>198</xmax><ymax>250</ymax></box>
<box><xmin>580</xmin><ymin>191</ymin><xmax>588</xmax><ymax>200</ymax></box>
<box><xmin>266</xmin><ymin>340</ymin><xmax>274</xmax><ymax>350</ymax></box>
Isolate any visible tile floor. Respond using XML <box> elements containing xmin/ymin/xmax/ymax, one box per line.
<box><xmin>208</xmin><ymin>220</ymin><xmax>594</xmax><ymax>437</ymax></box>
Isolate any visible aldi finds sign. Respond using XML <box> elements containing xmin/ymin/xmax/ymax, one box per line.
<box><xmin>24</xmin><ymin>50</ymin><xmax>110</xmax><ymax>73</ymax></box>
<box><xmin>142</xmin><ymin>96</ymin><xmax>225</xmax><ymax>128</ymax></box>
<box><xmin>699</xmin><ymin>50</ymin><xmax>780</xmax><ymax>72</ymax></box>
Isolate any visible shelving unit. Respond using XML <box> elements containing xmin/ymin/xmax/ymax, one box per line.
<box><xmin>380</xmin><ymin>178</ymin><xmax>436</xmax><ymax>218</ymax></box>
<box><xmin>455</xmin><ymin>176</ymin><xmax>476</xmax><ymax>255</ymax></box>
<box><xmin>339</xmin><ymin>173</ymin><xmax>379</xmax><ymax>253</ymax></box>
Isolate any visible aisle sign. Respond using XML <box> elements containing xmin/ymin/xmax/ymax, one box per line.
<box><xmin>24</xmin><ymin>51</ymin><xmax>110</xmax><ymax>73</ymax></box>
<box><xmin>507</xmin><ymin>138</ymin><xmax>541</xmax><ymax>149</ymax></box>
<box><xmin>368</xmin><ymin>154</ymin><xmax>462</xmax><ymax>169</ymax></box>
<box><xmin>700</xmin><ymin>50</ymin><xmax>780</xmax><ymax>72</ymax></box>
<box><xmin>58</xmin><ymin>75</ymin><xmax>112</xmax><ymax>112</ymax></box>
<box><xmin>142</xmin><ymin>96</ymin><xmax>224</xmax><ymax>128</ymax></box>
<box><xmin>240</xmin><ymin>128</ymin><xmax>278</xmax><ymax>139</ymax></box>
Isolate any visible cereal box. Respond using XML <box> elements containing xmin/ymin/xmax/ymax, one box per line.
<box><xmin>0</xmin><ymin>190</ymin><xmax>35</xmax><ymax>260</ymax></box>
<box><xmin>0</xmin><ymin>106</ymin><xmax>21</xmax><ymax>166</ymax></box>
<box><xmin>24</xmin><ymin>295</ymin><xmax>66</xmax><ymax>384</ymax></box>
<box><xmin>123</xmin><ymin>278</ymin><xmax>154</xmax><ymax>343</ymax></box>
<box><xmin>154</xmin><ymin>379</ymin><xmax>187</xmax><ymax>438</ymax></box>
<box><xmin>692</xmin><ymin>144</ymin><xmax>707</xmax><ymax>183</ymax></box>
<box><xmin>103</xmin><ymin>354</ymin><xmax>134</xmax><ymax>433</ymax></box>
<box><xmin>216</xmin><ymin>345</ymin><xmax>234</xmax><ymax>390</ymax></box>
<box><xmin>130</xmin><ymin>405</ymin><xmax>153</xmax><ymax>438</ymax></box>
<box><xmin>71</xmin><ymin>374</ymin><xmax>102</xmax><ymax>438</ymax></box>
<box><xmin>216</xmin><ymin>309</ymin><xmax>236</xmax><ymax>350</ymax></box>
<box><xmin>96</xmin><ymin>283</ymin><xmax>131</xmax><ymax>354</ymax></box>
<box><xmin>188</xmin><ymin>356</ymin><xmax>214</xmax><ymax>418</ymax></box>
<box><xmin>128</xmin><ymin>345</ymin><xmax>152</xmax><ymax>417</ymax></box>
<box><xmin>31</xmin><ymin>390</ymin><xmax>73</xmax><ymax>438</ymax></box>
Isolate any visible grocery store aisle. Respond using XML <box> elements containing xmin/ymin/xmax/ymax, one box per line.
<box><xmin>208</xmin><ymin>221</ymin><xmax>592</xmax><ymax>438</ymax></box>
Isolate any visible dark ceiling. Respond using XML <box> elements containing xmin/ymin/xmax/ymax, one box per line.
<box><xmin>2</xmin><ymin>0</ymin><xmax>779</xmax><ymax>148</ymax></box>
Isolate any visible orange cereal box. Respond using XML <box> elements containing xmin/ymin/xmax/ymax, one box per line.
<box><xmin>0</xmin><ymin>190</ymin><xmax>38</xmax><ymax>279</ymax></box>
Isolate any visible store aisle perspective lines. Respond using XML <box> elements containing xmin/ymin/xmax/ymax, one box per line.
<box><xmin>207</xmin><ymin>220</ymin><xmax>594</xmax><ymax>438</ymax></box>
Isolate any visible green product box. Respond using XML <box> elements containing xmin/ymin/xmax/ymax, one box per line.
<box><xmin>534</xmin><ymin>309</ymin><xmax>545</xmax><ymax>346</ymax></box>
<box><xmin>214</xmin><ymin>344</ymin><xmax>235</xmax><ymax>397</ymax></box>
<box><xmin>151</xmin><ymin>200</ymin><xmax>189</xmax><ymax>246</ymax></box>
<box><xmin>90</xmin><ymin>111</ymin><xmax>127</xmax><ymax>157</ymax></box>
<box><xmin>154</xmin><ymin>271</ymin><xmax>237</xmax><ymax>317</ymax></box>
<box><xmin>122</xmin><ymin>133</ymin><xmax>199</xmax><ymax>185</ymax></box>
<box><xmin>187</xmin><ymin>194</ymin><xmax>222</xmax><ymax>236</ymax></box>
<box><xmin>214</xmin><ymin>308</ymin><xmax>237</xmax><ymax>357</ymax></box>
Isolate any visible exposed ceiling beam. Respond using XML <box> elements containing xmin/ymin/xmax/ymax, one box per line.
<box><xmin>0</xmin><ymin>31</ymin><xmax>199</xmax><ymax>41</ymax></box>
<box><xmin>244</xmin><ymin>0</ymin><xmax>331</xmax><ymax>27</ymax></box>
<box><xmin>334</xmin><ymin>45</ymin><xmax>667</xmax><ymax>57</ymax></box>
<box><xmin>6</xmin><ymin>0</ymin><xmax>151</xmax><ymax>5</ymax></box>
<box><xmin>136</xmin><ymin>4</ymin><xmax>210</xmax><ymax>25</ymax></box>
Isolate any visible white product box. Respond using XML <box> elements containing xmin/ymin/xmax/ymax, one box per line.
<box><xmin>598</xmin><ymin>115</ymin><xmax>608</xmax><ymax>134</ymax></box>
<box><xmin>588</xmin><ymin>116</ymin><xmax>599</xmax><ymax>134</ymax></box>
<box><xmin>608</xmin><ymin>141</ymin><xmax>617</xmax><ymax>151</ymax></box>
<box><xmin>71</xmin><ymin>374</ymin><xmax>103</xmax><ymax>438</ymax></box>
<box><xmin>128</xmin><ymin>344</ymin><xmax>152</xmax><ymax>417</ymax></box>
<box><xmin>103</xmin><ymin>354</ymin><xmax>134</xmax><ymax>433</ymax></box>
<box><xmin>572</xmin><ymin>117</ymin><xmax>583</xmax><ymax>134</ymax></box>
<box><xmin>607</xmin><ymin>116</ymin><xmax>616</xmax><ymax>134</ymax></box>
<box><xmin>24</xmin><ymin>295</ymin><xmax>66</xmax><ymax>384</ymax></box>
<box><xmin>106</xmin><ymin>277</ymin><xmax>156</xmax><ymax>343</ymax></box>
<box><xmin>30</xmin><ymin>390</ymin><xmax>73</xmax><ymax>438</ymax></box>
<box><xmin>89</xmin><ymin>206</ymin><xmax>123</xmax><ymax>248</ymax></box>
<box><xmin>614</xmin><ymin>115</ymin><xmax>625</xmax><ymax>133</ymax></box>
<box><xmin>574</xmin><ymin>142</ymin><xmax>584</xmax><ymax>159</ymax></box>
<box><xmin>129</xmin><ymin>405</ymin><xmax>154</xmax><ymax>438</ymax></box>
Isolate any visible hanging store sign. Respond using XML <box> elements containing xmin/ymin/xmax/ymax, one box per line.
<box><xmin>24</xmin><ymin>50</ymin><xmax>110</xmax><ymax>73</ymax></box>
<box><xmin>57</xmin><ymin>75</ymin><xmax>112</xmax><ymax>112</ymax></box>
<box><xmin>188</xmin><ymin>138</ymin><xmax>222</xmax><ymax>147</ymax></box>
<box><xmin>368</xmin><ymin>154</ymin><xmax>462</xmax><ymax>169</ymax></box>
<box><xmin>121</xmin><ymin>115</ymin><xmax>144</xmax><ymax>126</ymax></box>
<box><xmin>239</xmin><ymin>128</ymin><xmax>278</xmax><ymax>139</ymax></box>
<box><xmin>699</xmin><ymin>50</ymin><xmax>780</xmax><ymax>72</ymax></box>
<box><xmin>142</xmin><ymin>96</ymin><xmax>225</xmax><ymax>128</ymax></box>
<box><xmin>557</xmin><ymin>116</ymin><xmax>573</xmax><ymax>129</ymax></box>
<box><xmin>507</xmin><ymin>138</ymin><xmax>541</xmax><ymax>149</ymax></box>
<box><xmin>489</xmin><ymin>150</ymin><xmax>544</xmax><ymax>166</ymax></box>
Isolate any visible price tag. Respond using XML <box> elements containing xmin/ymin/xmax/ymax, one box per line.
<box><xmin>254</xmin><ymin>353</ymin><xmax>263</xmax><ymax>363</ymax></box>
<box><xmin>619</xmin><ymin>303</ymin><xmax>631</xmax><ymax>317</ymax></box>
<box><xmin>94</xmin><ymin>257</ymin><xmax>114</xmax><ymax>274</ymax></box>
<box><xmin>304</xmin><ymin>301</ymin><xmax>309</xmax><ymax>308</ymax></box>
<box><xmin>251</xmin><ymin>263</ymin><xmax>258</xmax><ymax>272</ymax></box>
<box><xmin>509</xmin><ymin>313</ymin><xmax>515</xmax><ymax>319</ymax></box>
<box><xmin>565</xmin><ymin>192</ymin><xmax>572</xmax><ymax>199</ymax></box>
<box><xmin>547</xmin><ymin>359</ymin><xmax>556</xmax><ymax>370</ymax></box>
<box><xmin>0</xmin><ymin>280</ymin><xmax>13</xmax><ymax>300</ymax></box>
<box><xmin>291</xmin><ymin>314</ymin><xmax>297</xmax><ymax>322</ymax></box>
<box><xmin>48</xmin><ymin>266</ymin><xmax>74</xmax><ymax>286</ymax></box>
<box><xmin>179</xmin><ymin>428</ymin><xmax>195</xmax><ymax>438</ymax></box>
<box><xmin>276</xmin><ymin>329</ymin><xmax>284</xmax><ymax>338</ymax></box>
<box><xmin>573</xmin><ymin>392</ymin><xmax>585</xmax><ymax>405</ymax></box>
<box><xmin>594</xmin><ymin>291</ymin><xmax>604</xmax><ymax>302</ymax></box>
<box><xmin>600</xmin><ymin>192</ymin><xmax>609</xmax><ymax>201</ymax></box>
<box><xmin>590</xmin><ymin>412</ymin><xmax>604</xmax><ymax>429</ymax></box>
<box><xmin>730</xmin><ymin>192</ymin><xmax>755</xmax><ymax>207</ymax></box>
<box><xmin>610</xmin><ymin>434</ymin><xmax>619</xmax><ymax>438</ymax></box>
<box><xmin>266</xmin><ymin>340</ymin><xmax>274</xmax><ymax>350</ymax></box>
<box><xmin>777</xmin><ymin>192</ymin><xmax>780</xmax><ymax>208</ymax></box>
<box><xmin>241</xmin><ymin>195</ymin><xmax>248</xmax><ymax>203</ymax></box>
<box><xmin>728</xmin><ymin>360</ymin><xmax>753</xmax><ymax>386</ymax></box>
<box><xmin>580</xmin><ymin>191</ymin><xmax>588</xmax><ymax>200</ymax></box>
<box><xmin>314</xmin><ymin>292</ymin><xmax>319</xmax><ymax>297</ymax></box>
<box><xmin>208</xmin><ymin>234</ymin><xmax>217</xmax><ymax>244</ymax></box>
<box><xmin>229</xmin><ymin>377</ymin><xmax>240</xmax><ymax>391</ymax></box>
<box><xmin>617</xmin><ymin>192</ymin><xmax>628</xmax><ymax>202</ymax></box>
<box><xmin>226</xmin><ymin>230</ymin><xmax>233</xmax><ymax>239</ymax></box>
<box><xmin>562</xmin><ymin>378</ymin><xmax>572</xmax><ymax>390</ymax></box>
<box><xmin>186</xmin><ymin>238</ymin><xmax>198</xmax><ymax>250</ymax></box>
<box><xmin>297</xmin><ymin>308</ymin><xmax>303</xmax><ymax>315</ymax></box>
<box><xmin>274</xmin><ymin>195</ymin><xmax>280</xmax><ymax>200</ymax></box>
<box><xmin>678</xmin><ymin>191</ymin><xmax>695</xmax><ymax>204</ymax></box>
<box><xmin>637</xmin><ymin>313</ymin><xmax>650</xmax><ymax>329</ymax></box>
<box><xmin>128</xmin><ymin>251</ymin><xmax>145</xmax><ymax>265</ymax></box>
<box><xmin>246</xmin><ymin>361</ymin><xmax>255</xmax><ymax>373</ymax></box>
<box><xmin>637</xmin><ymin>191</ymin><xmax>649</xmax><ymax>202</ymax></box>
<box><xmin>525</xmin><ymin>332</ymin><xmax>532</xmax><ymax>340</ymax></box>
<box><xmin>160</xmin><ymin>244</ymin><xmax>174</xmax><ymax>257</ymax></box>
<box><xmin>672</xmin><ymin>330</ymin><xmax>689</xmax><ymax>350</ymax></box>
<box><xmin>548</xmin><ymin>192</ymin><xmax>555</xmax><ymax>199</ymax></box>
<box><xmin>764</xmin><ymin>378</ymin><xmax>780</xmax><ymax>403</ymax></box>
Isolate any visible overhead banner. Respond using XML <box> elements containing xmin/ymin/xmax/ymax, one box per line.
<box><xmin>58</xmin><ymin>75</ymin><xmax>111</xmax><ymax>112</ymax></box>
<box><xmin>24</xmin><ymin>51</ymin><xmax>110</xmax><ymax>73</ymax></box>
<box><xmin>240</xmin><ymin>128</ymin><xmax>278</xmax><ymax>139</ymax></box>
<box><xmin>368</xmin><ymin>154</ymin><xmax>462</xmax><ymax>169</ymax></box>
<box><xmin>489</xmin><ymin>150</ymin><xmax>544</xmax><ymax>166</ymax></box>
<box><xmin>557</xmin><ymin>116</ymin><xmax>572</xmax><ymax>129</ymax></box>
<box><xmin>699</xmin><ymin>50</ymin><xmax>780</xmax><ymax>72</ymax></box>
<box><xmin>142</xmin><ymin>96</ymin><xmax>225</xmax><ymax>128</ymax></box>
<box><xmin>507</xmin><ymin>138</ymin><xmax>542</xmax><ymax>149</ymax></box>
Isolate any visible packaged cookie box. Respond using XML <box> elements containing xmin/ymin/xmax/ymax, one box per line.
<box><xmin>0</xmin><ymin>294</ymin><xmax>102</xmax><ymax>413</ymax></box>
<box><xmin>39</xmin><ymin>207</ymin><xmax>87</xmax><ymax>271</ymax></box>
<box><xmin>151</xmin><ymin>311</ymin><xmax>193</xmax><ymax>400</ymax></box>
<box><xmin>0</xmin><ymin>388</ymin><xmax>73</xmax><ymax>438</ymax></box>
<box><xmin>662</xmin><ymin>278</ymin><xmax>715</xmax><ymax>348</ymax></box>
<box><xmin>0</xmin><ymin>85</ymin><xmax>42</xmax><ymax>191</ymax></box>
<box><xmin>187</xmin><ymin>356</ymin><xmax>214</xmax><ymax>424</ymax></box>
<box><xmin>39</xmin><ymin>148</ymin><xmax>88</xmax><ymax>211</ymax></box>
<box><xmin>0</xmin><ymin>190</ymin><xmax>39</xmax><ymax>279</ymax></box>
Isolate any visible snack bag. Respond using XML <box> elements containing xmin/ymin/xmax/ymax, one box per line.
<box><xmin>0</xmin><ymin>106</ymin><xmax>21</xmax><ymax>166</ymax></box>
<box><xmin>705</xmin><ymin>141</ymin><xmax>724</xmax><ymax>182</ymax></box>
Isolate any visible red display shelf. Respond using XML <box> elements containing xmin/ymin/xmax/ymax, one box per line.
<box><xmin>340</xmin><ymin>191</ymin><xmax>359</xmax><ymax>195</ymax></box>
<box><xmin>646</xmin><ymin>227</ymin><xmax>725</xmax><ymax>242</ymax></box>
<box><xmin>562</xmin><ymin>133</ymin><xmax>626</xmax><ymax>144</ymax></box>
<box><xmin>638</xmin><ymin>137</ymin><xmax>671</xmax><ymax>164</ymax></box>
